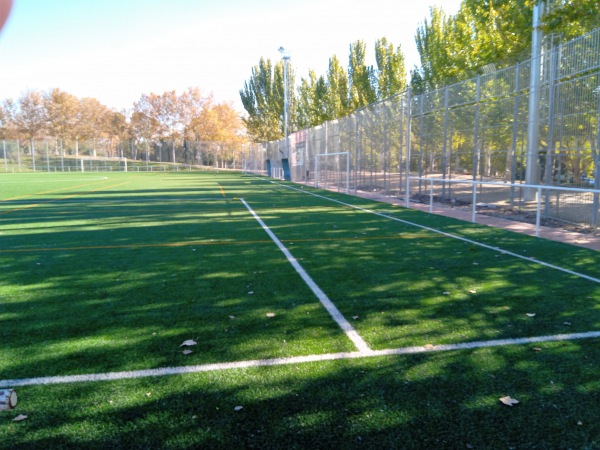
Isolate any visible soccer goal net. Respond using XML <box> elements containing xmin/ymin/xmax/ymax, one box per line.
<box><xmin>314</xmin><ymin>151</ymin><xmax>350</xmax><ymax>194</ymax></box>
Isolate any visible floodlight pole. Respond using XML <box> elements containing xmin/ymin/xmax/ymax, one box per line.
<box><xmin>524</xmin><ymin>0</ymin><xmax>545</xmax><ymax>201</ymax></box>
<box><xmin>278</xmin><ymin>47</ymin><xmax>290</xmax><ymax>159</ymax></box>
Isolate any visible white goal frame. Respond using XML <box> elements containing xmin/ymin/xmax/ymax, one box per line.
<box><xmin>314</xmin><ymin>151</ymin><xmax>350</xmax><ymax>194</ymax></box>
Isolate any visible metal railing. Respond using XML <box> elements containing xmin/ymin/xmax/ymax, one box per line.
<box><xmin>411</xmin><ymin>176</ymin><xmax>600</xmax><ymax>236</ymax></box>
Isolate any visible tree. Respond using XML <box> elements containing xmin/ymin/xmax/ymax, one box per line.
<box><xmin>240</xmin><ymin>57</ymin><xmax>291</xmax><ymax>142</ymax></box>
<box><xmin>542</xmin><ymin>0</ymin><xmax>600</xmax><ymax>38</ymax></box>
<box><xmin>0</xmin><ymin>99</ymin><xmax>16</xmax><ymax>139</ymax></box>
<box><xmin>413</xmin><ymin>6</ymin><xmax>459</xmax><ymax>91</ymax></box>
<box><xmin>45</xmin><ymin>88</ymin><xmax>79</xmax><ymax>155</ymax></box>
<box><xmin>459</xmin><ymin>0</ymin><xmax>532</xmax><ymax>67</ymax></box>
<box><xmin>106</xmin><ymin>110</ymin><xmax>129</xmax><ymax>158</ymax></box>
<box><xmin>77</xmin><ymin>97</ymin><xmax>111</xmax><ymax>156</ymax></box>
<box><xmin>179</xmin><ymin>87</ymin><xmax>209</xmax><ymax>142</ymax></box>
<box><xmin>375</xmin><ymin>37</ymin><xmax>407</xmax><ymax>100</ymax></box>
<box><xmin>348</xmin><ymin>40</ymin><xmax>377</xmax><ymax>110</ymax></box>
<box><xmin>15</xmin><ymin>90</ymin><xmax>47</xmax><ymax>159</ymax></box>
<box><xmin>326</xmin><ymin>55</ymin><xmax>350</xmax><ymax>118</ymax></box>
<box><xmin>131</xmin><ymin>93</ymin><xmax>160</xmax><ymax>161</ymax></box>
<box><xmin>296</xmin><ymin>70</ymin><xmax>329</xmax><ymax>129</ymax></box>
<box><xmin>189</xmin><ymin>101</ymin><xmax>246</xmax><ymax>167</ymax></box>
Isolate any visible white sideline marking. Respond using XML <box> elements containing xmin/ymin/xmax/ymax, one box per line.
<box><xmin>2</xmin><ymin>331</ymin><xmax>599</xmax><ymax>387</ymax></box>
<box><xmin>272</xmin><ymin>181</ymin><xmax>600</xmax><ymax>285</ymax></box>
<box><xmin>240</xmin><ymin>198</ymin><xmax>372</xmax><ymax>354</ymax></box>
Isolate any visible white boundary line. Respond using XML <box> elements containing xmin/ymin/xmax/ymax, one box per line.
<box><xmin>2</xmin><ymin>331</ymin><xmax>599</xmax><ymax>387</ymax></box>
<box><xmin>240</xmin><ymin>198</ymin><xmax>372</xmax><ymax>354</ymax></box>
<box><xmin>269</xmin><ymin>180</ymin><xmax>600</xmax><ymax>285</ymax></box>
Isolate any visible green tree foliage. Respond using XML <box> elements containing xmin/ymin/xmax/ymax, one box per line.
<box><xmin>412</xmin><ymin>0</ymin><xmax>599</xmax><ymax>93</ymax></box>
<box><xmin>413</xmin><ymin>1</ymin><xmax>533</xmax><ymax>91</ymax></box>
<box><xmin>240</xmin><ymin>58</ymin><xmax>291</xmax><ymax>142</ymax></box>
<box><xmin>460</xmin><ymin>0</ymin><xmax>532</xmax><ymax>65</ymax></box>
<box><xmin>413</xmin><ymin>6</ymin><xmax>463</xmax><ymax>91</ymax></box>
<box><xmin>348</xmin><ymin>40</ymin><xmax>378</xmax><ymax>110</ymax></box>
<box><xmin>326</xmin><ymin>55</ymin><xmax>350</xmax><ymax>118</ymax></box>
<box><xmin>296</xmin><ymin>70</ymin><xmax>329</xmax><ymax>129</ymax></box>
<box><xmin>375</xmin><ymin>37</ymin><xmax>408</xmax><ymax>99</ymax></box>
<box><xmin>542</xmin><ymin>0</ymin><xmax>600</xmax><ymax>38</ymax></box>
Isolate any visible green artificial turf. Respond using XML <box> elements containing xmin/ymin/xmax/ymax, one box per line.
<box><xmin>0</xmin><ymin>171</ymin><xmax>599</xmax><ymax>448</ymax></box>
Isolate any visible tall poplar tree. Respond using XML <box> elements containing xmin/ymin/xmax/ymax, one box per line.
<box><xmin>240</xmin><ymin>57</ymin><xmax>293</xmax><ymax>142</ymax></box>
<box><xmin>296</xmin><ymin>70</ymin><xmax>329</xmax><ymax>129</ymax></box>
<box><xmin>374</xmin><ymin>37</ymin><xmax>408</xmax><ymax>100</ymax></box>
<box><xmin>326</xmin><ymin>55</ymin><xmax>350</xmax><ymax>118</ymax></box>
<box><xmin>348</xmin><ymin>40</ymin><xmax>377</xmax><ymax>111</ymax></box>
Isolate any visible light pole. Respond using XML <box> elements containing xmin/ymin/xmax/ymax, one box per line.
<box><xmin>278</xmin><ymin>47</ymin><xmax>290</xmax><ymax>159</ymax></box>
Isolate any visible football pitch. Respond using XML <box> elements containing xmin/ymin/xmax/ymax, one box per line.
<box><xmin>1</xmin><ymin>171</ymin><xmax>599</xmax><ymax>449</ymax></box>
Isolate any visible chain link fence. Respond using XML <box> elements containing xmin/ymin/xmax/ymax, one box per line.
<box><xmin>1</xmin><ymin>138</ymin><xmax>265</xmax><ymax>173</ymax></box>
<box><xmin>254</xmin><ymin>28</ymin><xmax>600</xmax><ymax>231</ymax></box>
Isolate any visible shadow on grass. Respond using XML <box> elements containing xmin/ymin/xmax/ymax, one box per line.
<box><xmin>1</xmin><ymin>341</ymin><xmax>599</xmax><ymax>449</ymax></box>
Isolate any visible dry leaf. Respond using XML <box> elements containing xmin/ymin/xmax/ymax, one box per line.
<box><xmin>499</xmin><ymin>396</ymin><xmax>519</xmax><ymax>406</ymax></box>
<box><xmin>146</xmin><ymin>392</ymin><xmax>152</xmax><ymax>397</ymax></box>
<box><xmin>12</xmin><ymin>414</ymin><xmax>27</xmax><ymax>422</ymax></box>
<box><xmin>266</xmin><ymin>312</ymin><xmax>275</xmax><ymax>317</ymax></box>
<box><xmin>533</xmin><ymin>347</ymin><xmax>542</xmax><ymax>352</ymax></box>
<box><xmin>182</xmin><ymin>350</ymin><xmax>193</xmax><ymax>355</ymax></box>
<box><xmin>424</xmin><ymin>344</ymin><xmax>435</xmax><ymax>350</ymax></box>
<box><xmin>180</xmin><ymin>339</ymin><xmax>197</xmax><ymax>347</ymax></box>
<box><xmin>526</xmin><ymin>313</ymin><xmax>536</xmax><ymax>317</ymax></box>
<box><xmin>469</xmin><ymin>289</ymin><xmax>477</xmax><ymax>294</ymax></box>
<box><xmin>234</xmin><ymin>406</ymin><xmax>243</xmax><ymax>411</ymax></box>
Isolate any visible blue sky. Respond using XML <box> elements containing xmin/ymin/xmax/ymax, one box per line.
<box><xmin>0</xmin><ymin>0</ymin><xmax>462</xmax><ymax>112</ymax></box>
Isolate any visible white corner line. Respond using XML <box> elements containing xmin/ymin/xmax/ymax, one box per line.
<box><xmin>2</xmin><ymin>331</ymin><xmax>599</xmax><ymax>388</ymax></box>
<box><xmin>239</xmin><ymin>197</ymin><xmax>372</xmax><ymax>354</ymax></box>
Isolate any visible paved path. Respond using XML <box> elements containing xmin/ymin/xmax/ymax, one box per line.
<box><xmin>354</xmin><ymin>190</ymin><xmax>600</xmax><ymax>252</ymax></box>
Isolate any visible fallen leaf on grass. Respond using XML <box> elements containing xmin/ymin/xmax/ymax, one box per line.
<box><xmin>228</xmin><ymin>316</ymin><xmax>236</xmax><ymax>319</ymax></box>
<box><xmin>234</xmin><ymin>406</ymin><xmax>243</xmax><ymax>411</ymax></box>
<box><xmin>248</xmin><ymin>291</ymin><xmax>254</xmax><ymax>295</ymax></box>
<box><xmin>180</xmin><ymin>339</ymin><xmax>197</xmax><ymax>347</ymax></box>
<box><xmin>443</xmin><ymin>292</ymin><xmax>450</xmax><ymax>295</ymax></box>
<box><xmin>533</xmin><ymin>347</ymin><xmax>542</xmax><ymax>352</ymax></box>
<box><xmin>526</xmin><ymin>313</ymin><xmax>536</xmax><ymax>317</ymax></box>
<box><xmin>266</xmin><ymin>312</ymin><xmax>276</xmax><ymax>317</ymax></box>
<box><xmin>563</xmin><ymin>322</ymin><xmax>572</xmax><ymax>326</ymax></box>
<box><xmin>12</xmin><ymin>415</ymin><xmax>27</xmax><ymax>422</ymax></box>
<box><xmin>577</xmin><ymin>420</ymin><xmax>583</xmax><ymax>426</ymax></box>
<box><xmin>469</xmin><ymin>289</ymin><xmax>477</xmax><ymax>294</ymax></box>
<box><xmin>352</xmin><ymin>315</ymin><xmax>359</xmax><ymax>320</ymax></box>
<box><xmin>182</xmin><ymin>350</ymin><xmax>193</xmax><ymax>355</ymax></box>
<box><xmin>499</xmin><ymin>396</ymin><xmax>519</xmax><ymax>406</ymax></box>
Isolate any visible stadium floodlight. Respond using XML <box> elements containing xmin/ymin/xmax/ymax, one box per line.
<box><xmin>0</xmin><ymin>389</ymin><xmax>17</xmax><ymax>410</ymax></box>
<box><xmin>278</xmin><ymin>47</ymin><xmax>290</xmax><ymax>158</ymax></box>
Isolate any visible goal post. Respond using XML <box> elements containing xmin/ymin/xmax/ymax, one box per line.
<box><xmin>314</xmin><ymin>151</ymin><xmax>350</xmax><ymax>194</ymax></box>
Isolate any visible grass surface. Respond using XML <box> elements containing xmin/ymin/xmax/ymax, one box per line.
<box><xmin>0</xmin><ymin>171</ymin><xmax>599</xmax><ymax>448</ymax></box>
